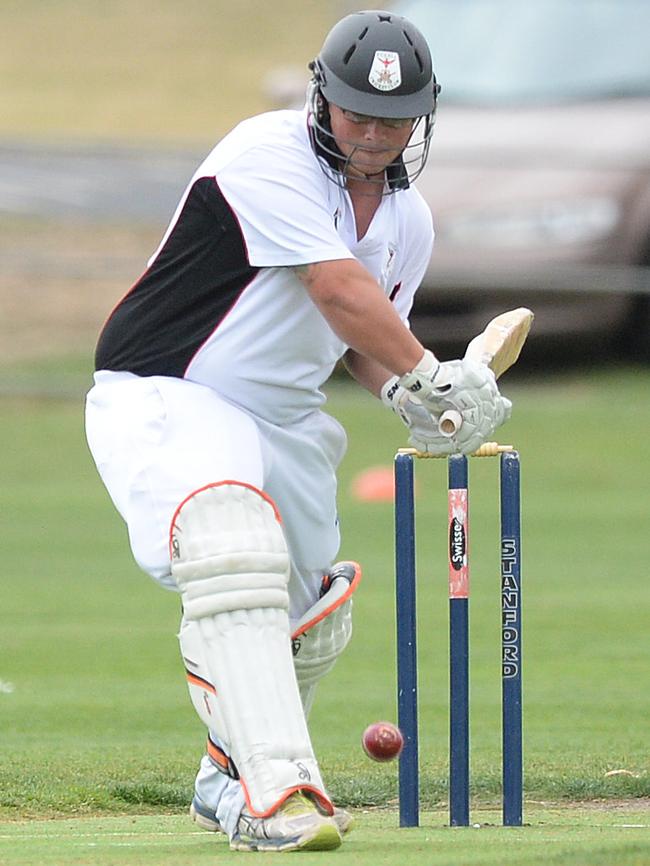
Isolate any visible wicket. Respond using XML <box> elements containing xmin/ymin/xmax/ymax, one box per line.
<box><xmin>394</xmin><ymin>445</ymin><xmax>523</xmax><ymax>828</ymax></box>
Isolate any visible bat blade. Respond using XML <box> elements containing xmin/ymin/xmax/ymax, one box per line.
<box><xmin>464</xmin><ymin>307</ymin><xmax>534</xmax><ymax>379</ymax></box>
<box><xmin>438</xmin><ymin>308</ymin><xmax>534</xmax><ymax>437</ymax></box>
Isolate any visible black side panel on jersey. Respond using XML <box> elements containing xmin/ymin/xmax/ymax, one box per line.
<box><xmin>95</xmin><ymin>177</ymin><xmax>259</xmax><ymax>377</ymax></box>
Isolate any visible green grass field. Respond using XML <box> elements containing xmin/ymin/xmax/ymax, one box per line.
<box><xmin>2</xmin><ymin>809</ymin><xmax>650</xmax><ymax>866</ymax></box>
<box><xmin>2</xmin><ymin>2</ymin><xmax>650</xmax><ymax>860</ymax></box>
<box><xmin>0</xmin><ymin>0</ymin><xmax>339</xmax><ymax>145</ymax></box>
<box><xmin>1</xmin><ymin>362</ymin><xmax>649</xmax><ymax>864</ymax></box>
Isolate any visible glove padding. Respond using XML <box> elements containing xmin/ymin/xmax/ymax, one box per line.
<box><xmin>381</xmin><ymin>377</ymin><xmax>455</xmax><ymax>454</ymax></box>
<box><xmin>384</xmin><ymin>355</ymin><xmax>512</xmax><ymax>455</ymax></box>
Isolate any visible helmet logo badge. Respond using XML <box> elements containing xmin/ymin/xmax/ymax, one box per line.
<box><xmin>368</xmin><ymin>50</ymin><xmax>402</xmax><ymax>92</ymax></box>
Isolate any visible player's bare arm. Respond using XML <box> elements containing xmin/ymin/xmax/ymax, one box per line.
<box><xmin>293</xmin><ymin>258</ymin><xmax>423</xmax><ymax>376</ymax></box>
<box><xmin>343</xmin><ymin>349</ymin><xmax>392</xmax><ymax>398</ymax></box>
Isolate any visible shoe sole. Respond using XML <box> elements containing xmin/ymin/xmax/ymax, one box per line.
<box><xmin>230</xmin><ymin>822</ymin><xmax>342</xmax><ymax>852</ymax></box>
<box><xmin>189</xmin><ymin>802</ymin><xmax>221</xmax><ymax>833</ymax></box>
<box><xmin>297</xmin><ymin>823</ymin><xmax>342</xmax><ymax>852</ymax></box>
<box><xmin>191</xmin><ymin>800</ymin><xmax>353</xmax><ymax>838</ymax></box>
<box><xmin>333</xmin><ymin>808</ymin><xmax>354</xmax><ymax>835</ymax></box>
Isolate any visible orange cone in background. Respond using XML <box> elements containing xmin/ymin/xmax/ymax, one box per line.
<box><xmin>351</xmin><ymin>466</ymin><xmax>397</xmax><ymax>502</ymax></box>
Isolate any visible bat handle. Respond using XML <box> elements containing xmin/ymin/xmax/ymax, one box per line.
<box><xmin>438</xmin><ymin>409</ymin><xmax>462</xmax><ymax>437</ymax></box>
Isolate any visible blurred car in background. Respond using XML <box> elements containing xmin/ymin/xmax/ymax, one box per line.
<box><xmin>268</xmin><ymin>0</ymin><xmax>650</xmax><ymax>359</ymax></box>
<box><xmin>397</xmin><ymin>0</ymin><xmax>650</xmax><ymax>359</ymax></box>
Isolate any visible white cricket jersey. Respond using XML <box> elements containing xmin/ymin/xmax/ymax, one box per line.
<box><xmin>95</xmin><ymin>108</ymin><xmax>434</xmax><ymax>424</ymax></box>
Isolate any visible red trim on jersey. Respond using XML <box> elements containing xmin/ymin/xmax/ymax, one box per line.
<box><xmin>182</xmin><ymin>178</ymin><xmax>256</xmax><ymax>377</ymax></box>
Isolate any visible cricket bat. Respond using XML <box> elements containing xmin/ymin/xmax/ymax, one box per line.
<box><xmin>438</xmin><ymin>307</ymin><xmax>534</xmax><ymax>436</ymax></box>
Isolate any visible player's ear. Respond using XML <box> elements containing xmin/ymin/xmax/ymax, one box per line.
<box><xmin>319</xmin><ymin>96</ymin><xmax>330</xmax><ymax>124</ymax></box>
<box><xmin>308</xmin><ymin>60</ymin><xmax>330</xmax><ymax>124</ymax></box>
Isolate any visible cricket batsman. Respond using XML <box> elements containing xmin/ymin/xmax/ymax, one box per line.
<box><xmin>85</xmin><ymin>9</ymin><xmax>511</xmax><ymax>852</ymax></box>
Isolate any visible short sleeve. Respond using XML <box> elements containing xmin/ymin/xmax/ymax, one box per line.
<box><xmin>392</xmin><ymin>192</ymin><xmax>434</xmax><ymax>323</ymax></box>
<box><xmin>215</xmin><ymin>142</ymin><xmax>354</xmax><ymax>268</ymax></box>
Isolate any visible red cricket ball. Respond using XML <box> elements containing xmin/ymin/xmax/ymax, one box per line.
<box><xmin>361</xmin><ymin>721</ymin><xmax>404</xmax><ymax>762</ymax></box>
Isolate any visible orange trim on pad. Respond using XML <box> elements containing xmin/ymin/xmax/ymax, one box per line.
<box><xmin>186</xmin><ymin>670</ymin><xmax>216</xmax><ymax>694</ymax></box>
<box><xmin>169</xmin><ymin>481</ymin><xmax>283</xmax><ymax>560</ymax></box>
<box><xmin>291</xmin><ymin>561</ymin><xmax>362</xmax><ymax>639</ymax></box>
<box><xmin>239</xmin><ymin>779</ymin><xmax>334</xmax><ymax>819</ymax></box>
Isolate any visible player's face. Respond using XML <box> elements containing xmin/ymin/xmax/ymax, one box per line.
<box><xmin>328</xmin><ymin>104</ymin><xmax>414</xmax><ymax>181</ymax></box>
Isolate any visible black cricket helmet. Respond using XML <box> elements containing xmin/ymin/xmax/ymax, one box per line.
<box><xmin>308</xmin><ymin>9</ymin><xmax>440</xmax><ymax>191</ymax></box>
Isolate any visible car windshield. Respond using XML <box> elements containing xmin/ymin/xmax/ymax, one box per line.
<box><xmin>395</xmin><ymin>0</ymin><xmax>650</xmax><ymax>104</ymax></box>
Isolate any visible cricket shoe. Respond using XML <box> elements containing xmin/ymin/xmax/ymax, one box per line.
<box><xmin>189</xmin><ymin>794</ymin><xmax>223</xmax><ymax>832</ymax></box>
<box><xmin>190</xmin><ymin>792</ymin><xmax>354</xmax><ymax>836</ymax></box>
<box><xmin>230</xmin><ymin>791</ymin><xmax>342</xmax><ymax>852</ymax></box>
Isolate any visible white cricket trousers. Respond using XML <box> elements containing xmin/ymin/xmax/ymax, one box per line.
<box><xmin>84</xmin><ymin>370</ymin><xmax>347</xmax><ymax>617</ymax></box>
